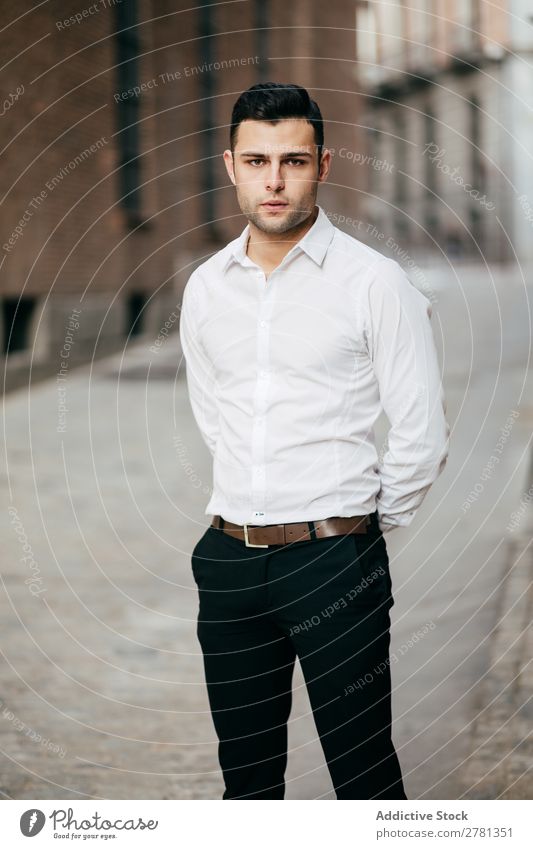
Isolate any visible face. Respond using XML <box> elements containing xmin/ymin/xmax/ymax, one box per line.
<box><xmin>223</xmin><ymin>118</ymin><xmax>330</xmax><ymax>234</ymax></box>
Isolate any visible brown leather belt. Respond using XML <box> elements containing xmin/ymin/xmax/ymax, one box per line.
<box><xmin>210</xmin><ymin>514</ymin><xmax>371</xmax><ymax>548</ymax></box>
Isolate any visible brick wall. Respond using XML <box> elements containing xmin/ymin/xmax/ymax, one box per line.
<box><xmin>0</xmin><ymin>0</ymin><xmax>363</xmax><ymax>371</ymax></box>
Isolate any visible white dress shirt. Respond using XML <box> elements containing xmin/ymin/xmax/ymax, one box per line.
<box><xmin>179</xmin><ymin>204</ymin><xmax>449</xmax><ymax>533</ymax></box>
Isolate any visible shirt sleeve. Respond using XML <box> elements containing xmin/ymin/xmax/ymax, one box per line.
<box><xmin>179</xmin><ymin>273</ymin><xmax>219</xmax><ymax>457</ymax></box>
<box><xmin>365</xmin><ymin>258</ymin><xmax>450</xmax><ymax>533</ymax></box>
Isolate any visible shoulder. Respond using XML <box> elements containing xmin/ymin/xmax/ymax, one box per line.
<box><xmin>182</xmin><ymin>234</ymin><xmax>240</xmax><ymax>298</ymax></box>
<box><xmin>326</xmin><ymin>226</ymin><xmax>420</xmax><ymax>299</ymax></box>
<box><xmin>324</xmin><ymin>221</ymin><xmax>433</xmax><ymax>318</ymax></box>
<box><xmin>330</xmin><ymin>224</ymin><xmax>391</xmax><ymax>268</ymax></box>
<box><xmin>325</xmin><ymin>224</ymin><xmax>408</xmax><ymax>286</ymax></box>
<box><xmin>328</xmin><ymin>224</ymin><xmax>421</xmax><ymax>290</ymax></box>
<box><xmin>181</xmin><ymin>246</ymin><xmax>222</xmax><ymax>301</ymax></box>
<box><xmin>363</xmin><ymin>255</ymin><xmax>433</xmax><ymax>319</ymax></box>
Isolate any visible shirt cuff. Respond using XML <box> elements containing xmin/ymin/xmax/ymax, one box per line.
<box><xmin>377</xmin><ymin>509</ymin><xmax>417</xmax><ymax>534</ymax></box>
<box><xmin>378</xmin><ymin>519</ymin><xmax>397</xmax><ymax>534</ymax></box>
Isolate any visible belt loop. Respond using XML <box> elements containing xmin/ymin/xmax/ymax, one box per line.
<box><xmin>220</xmin><ymin>516</ymin><xmax>225</xmax><ymax>530</ymax></box>
<box><xmin>308</xmin><ymin>520</ymin><xmax>317</xmax><ymax>540</ymax></box>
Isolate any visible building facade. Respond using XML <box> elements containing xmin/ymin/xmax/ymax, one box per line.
<box><xmin>1</xmin><ymin>0</ymin><xmax>362</xmax><ymax>385</ymax></box>
<box><xmin>354</xmin><ymin>0</ymin><xmax>532</xmax><ymax>265</ymax></box>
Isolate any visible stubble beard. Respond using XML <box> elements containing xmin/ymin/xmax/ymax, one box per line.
<box><xmin>237</xmin><ymin>189</ymin><xmax>317</xmax><ymax>235</ymax></box>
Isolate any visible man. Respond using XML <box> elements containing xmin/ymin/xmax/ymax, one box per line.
<box><xmin>179</xmin><ymin>82</ymin><xmax>449</xmax><ymax>800</ymax></box>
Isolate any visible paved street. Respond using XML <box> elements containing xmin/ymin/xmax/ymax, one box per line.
<box><xmin>382</xmin><ymin>261</ymin><xmax>533</xmax><ymax>800</ymax></box>
<box><xmin>1</xmin><ymin>261</ymin><xmax>532</xmax><ymax>799</ymax></box>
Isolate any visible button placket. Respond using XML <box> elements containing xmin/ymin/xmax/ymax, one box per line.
<box><xmin>250</xmin><ymin>266</ymin><xmax>275</xmax><ymax>522</ymax></box>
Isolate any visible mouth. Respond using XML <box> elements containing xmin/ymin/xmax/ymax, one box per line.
<box><xmin>261</xmin><ymin>201</ymin><xmax>288</xmax><ymax>212</ymax></box>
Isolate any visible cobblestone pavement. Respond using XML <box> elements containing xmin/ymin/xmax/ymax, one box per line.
<box><xmin>1</xmin><ymin>264</ymin><xmax>532</xmax><ymax>799</ymax></box>
<box><xmin>460</xmin><ymin>512</ymin><xmax>533</xmax><ymax>799</ymax></box>
<box><xmin>1</xmin><ymin>339</ymin><xmax>330</xmax><ymax>800</ymax></box>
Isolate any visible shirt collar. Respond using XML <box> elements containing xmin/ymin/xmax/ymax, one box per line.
<box><xmin>221</xmin><ymin>204</ymin><xmax>335</xmax><ymax>273</ymax></box>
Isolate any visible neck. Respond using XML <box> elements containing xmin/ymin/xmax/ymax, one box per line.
<box><xmin>246</xmin><ymin>206</ymin><xmax>318</xmax><ymax>273</ymax></box>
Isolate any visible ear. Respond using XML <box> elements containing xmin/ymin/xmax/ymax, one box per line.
<box><xmin>223</xmin><ymin>149</ymin><xmax>236</xmax><ymax>185</ymax></box>
<box><xmin>318</xmin><ymin>148</ymin><xmax>332</xmax><ymax>183</ymax></box>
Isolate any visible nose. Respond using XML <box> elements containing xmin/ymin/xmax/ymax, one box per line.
<box><xmin>265</xmin><ymin>161</ymin><xmax>284</xmax><ymax>192</ymax></box>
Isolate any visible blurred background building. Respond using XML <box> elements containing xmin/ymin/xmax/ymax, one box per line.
<box><xmin>0</xmin><ymin>0</ymin><xmax>359</xmax><ymax>390</ymax></box>
<box><xmin>354</xmin><ymin>0</ymin><xmax>533</xmax><ymax>264</ymax></box>
<box><xmin>2</xmin><ymin>0</ymin><xmax>533</xmax><ymax>802</ymax></box>
<box><xmin>2</xmin><ymin>0</ymin><xmax>532</xmax><ymax>389</ymax></box>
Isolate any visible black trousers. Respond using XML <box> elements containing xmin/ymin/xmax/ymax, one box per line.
<box><xmin>191</xmin><ymin>510</ymin><xmax>407</xmax><ymax>800</ymax></box>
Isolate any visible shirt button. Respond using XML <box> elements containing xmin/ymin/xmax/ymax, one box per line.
<box><xmin>259</xmin><ymin>320</ymin><xmax>267</xmax><ymax>327</ymax></box>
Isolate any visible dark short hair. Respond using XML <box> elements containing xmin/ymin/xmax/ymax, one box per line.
<box><xmin>229</xmin><ymin>82</ymin><xmax>324</xmax><ymax>159</ymax></box>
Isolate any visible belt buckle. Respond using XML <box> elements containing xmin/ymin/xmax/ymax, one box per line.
<box><xmin>243</xmin><ymin>523</ymin><xmax>269</xmax><ymax>548</ymax></box>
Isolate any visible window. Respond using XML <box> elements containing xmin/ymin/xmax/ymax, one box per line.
<box><xmin>469</xmin><ymin>95</ymin><xmax>484</xmax><ymax>248</ymax></box>
<box><xmin>2</xmin><ymin>296</ymin><xmax>36</xmax><ymax>354</ymax></box>
<box><xmin>254</xmin><ymin>0</ymin><xmax>270</xmax><ymax>79</ymax></box>
<box><xmin>198</xmin><ymin>0</ymin><xmax>218</xmax><ymax>240</ymax></box>
<box><xmin>424</xmin><ymin>107</ymin><xmax>436</xmax><ymax>196</ymax></box>
<box><xmin>393</xmin><ymin>110</ymin><xmax>408</xmax><ymax>205</ymax></box>
<box><xmin>452</xmin><ymin>0</ymin><xmax>481</xmax><ymax>53</ymax></box>
<box><xmin>126</xmin><ymin>291</ymin><xmax>147</xmax><ymax>337</ymax></box>
<box><xmin>356</xmin><ymin>1</ymin><xmax>379</xmax><ymax>84</ymax></box>
<box><xmin>114</xmin><ymin>0</ymin><xmax>142</xmax><ymax>226</ymax></box>
<box><xmin>470</xmin><ymin>95</ymin><xmax>484</xmax><ymax>191</ymax></box>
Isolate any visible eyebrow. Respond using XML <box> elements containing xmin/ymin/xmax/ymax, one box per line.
<box><xmin>238</xmin><ymin>151</ymin><xmax>313</xmax><ymax>158</ymax></box>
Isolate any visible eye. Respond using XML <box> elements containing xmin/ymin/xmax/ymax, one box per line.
<box><xmin>246</xmin><ymin>159</ymin><xmax>265</xmax><ymax>167</ymax></box>
<box><xmin>285</xmin><ymin>158</ymin><xmax>306</xmax><ymax>166</ymax></box>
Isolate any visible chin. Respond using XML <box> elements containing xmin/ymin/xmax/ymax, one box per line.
<box><xmin>256</xmin><ymin>221</ymin><xmax>289</xmax><ymax>234</ymax></box>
